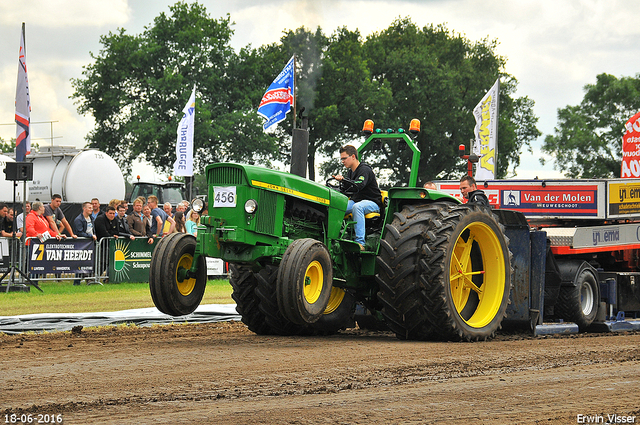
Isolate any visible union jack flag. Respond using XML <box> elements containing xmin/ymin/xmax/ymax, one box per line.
<box><xmin>257</xmin><ymin>56</ymin><xmax>295</xmax><ymax>131</ymax></box>
<box><xmin>15</xmin><ymin>24</ymin><xmax>31</xmax><ymax>162</ymax></box>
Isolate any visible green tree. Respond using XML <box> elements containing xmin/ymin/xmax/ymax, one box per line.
<box><xmin>71</xmin><ymin>2</ymin><xmax>283</xmax><ymax>176</ymax></box>
<box><xmin>358</xmin><ymin>18</ymin><xmax>540</xmax><ymax>185</ymax></box>
<box><xmin>0</xmin><ymin>137</ymin><xmax>13</xmax><ymax>154</ymax></box>
<box><xmin>542</xmin><ymin>73</ymin><xmax>640</xmax><ymax>178</ymax></box>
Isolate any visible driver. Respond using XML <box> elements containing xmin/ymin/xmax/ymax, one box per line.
<box><xmin>332</xmin><ymin>145</ymin><xmax>382</xmax><ymax>250</ymax></box>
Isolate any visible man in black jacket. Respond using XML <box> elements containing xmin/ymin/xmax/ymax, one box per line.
<box><xmin>94</xmin><ymin>206</ymin><xmax>120</xmax><ymax>241</ymax></box>
<box><xmin>332</xmin><ymin>144</ymin><xmax>382</xmax><ymax>250</ymax></box>
<box><xmin>116</xmin><ymin>204</ymin><xmax>135</xmax><ymax>240</ymax></box>
<box><xmin>459</xmin><ymin>175</ymin><xmax>491</xmax><ymax>207</ymax></box>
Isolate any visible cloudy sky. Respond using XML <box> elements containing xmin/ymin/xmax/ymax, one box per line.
<box><xmin>1</xmin><ymin>0</ymin><xmax>639</xmax><ymax>181</ymax></box>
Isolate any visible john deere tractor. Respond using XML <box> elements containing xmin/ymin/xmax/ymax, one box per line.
<box><xmin>149</xmin><ymin>119</ymin><xmax>513</xmax><ymax>341</ymax></box>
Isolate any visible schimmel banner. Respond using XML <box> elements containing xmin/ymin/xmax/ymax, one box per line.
<box><xmin>621</xmin><ymin>111</ymin><xmax>640</xmax><ymax>178</ymax></box>
<box><xmin>28</xmin><ymin>239</ymin><xmax>94</xmax><ymax>275</ymax></box>
<box><xmin>108</xmin><ymin>238</ymin><xmax>158</xmax><ymax>283</ymax></box>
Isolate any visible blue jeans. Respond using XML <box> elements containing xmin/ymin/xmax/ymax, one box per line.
<box><xmin>346</xmin><ymin>200</ymin><xmax>379</xmax><ymax>246</ymax></box>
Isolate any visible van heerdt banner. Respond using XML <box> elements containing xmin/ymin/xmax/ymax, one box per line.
<box><xmin>28</xmin><ymin>239</ymin><xmax>94</xmax><ymax>275</ymax></box>
<box><xmin>108</xmin><ymin>238</ymin><xmax>159</xmax><ymax>283</ymax></box>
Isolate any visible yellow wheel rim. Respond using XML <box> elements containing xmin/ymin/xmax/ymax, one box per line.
<box><xmin>176</xmin><ymin>253</ymin><xmax>196</xmax><ymax>296</ymax></box>
<box><xmin>304</xmin><ymin>260</ymin><xmax>323</xmax><ymax>304</ymax></box>
<box><xmin>449</xmin><ymin>221</ymin><xmax>505</xmax><ymax>328</ymax></box>
<box><xmin>323</xmin><ymin>287</ymin><xmax>346</xmax><ymax>314</ymax></box>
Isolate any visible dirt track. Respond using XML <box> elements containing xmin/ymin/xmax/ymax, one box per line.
<box><xmin>1</xmin><ymin>322</ymin><xmax>639</xmax><ymax>425</ymax></box>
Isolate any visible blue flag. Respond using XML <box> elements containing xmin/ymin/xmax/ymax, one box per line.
<box><xmin>257</xmin><ymin>56</ymin><xmax>295</xmax><ymax>131</ymax></box>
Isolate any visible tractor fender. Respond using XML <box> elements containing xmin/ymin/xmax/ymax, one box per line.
<box><xmin>556</xmin><ymin>260</ymin><xmax>598</xmax><ymax>287</ymax></box>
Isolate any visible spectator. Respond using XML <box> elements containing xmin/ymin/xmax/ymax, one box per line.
<box><xmin>120</xmin><ymin>200</ymin><xmax>129</xmax><ymax>216</ymax></box>
<box><xmin>177</xmin><ymin>200</ymin><xmax>188</xmax><ymax>214</ymax></box>
<box><xmin>1</xmin><ymin>208</ymin><xmax>22</xmax><ymax>238</ymax></box>
<box><xmin>44</xmin><ymin>194</ymin><xmax>77</xmax><ymax>239</ymax></box>
<box><xmin>174</xmin><ymin>211</ymin><xmax>186</xmax><ymax>233</ymax></box>
<box><xmin>0</xmin><ymin>202</ymin><xmax>7</xmax><ymax>232</ymax></box>
<box><xmin>459</xmin><ymin>175</ymin><xmax>491</xmax><ymax>207</ymax></box>
<box><xmin>72</xmin><ymin>202</ymin><xmax>96</xmax><ymax>286</ymax></box>
<box><xmin>423</xmin><ymin>181</ymin><xmax>437</xmax><ymax>190</ymax></box>
<box><xmin>25</xmin><ymin>201</ymin><xmax>64</xmax><ymax>284</ymax></box>
<box><xmin>94</xmin><ymin>206</ymin><xmax>120</xmax><ymax>240</ymax></box>
<box><xmin>127</xmin><ymin>199</ymin><xmax>147</xmax><ymax>237</ymax></box>
<box><xmin>26</xmin><ymin>201</ymin><xmax>64</xmax><ymax>244</ymax></box>
<box><xmin>16</xmin><ymin>201</ymin><xmax>31</xmax><ymax>234</ymax></box>
<box><xmin>73</xmin><ymin>202</ymin><xmax>97</xmax><ymax>241</ymax></box>
<box><xmin>147</xmin><ymin>196</ymin><xmax>175</xmax><ymax>237</ymax></box>
<box><xmin>90</xmin><ymin>198</ymin><xmax>102</xmax><ymax>220</ymax></box>
<box><xmin>108</xmin><ymin>199</ymin><xmax>121</xmax><ymax>210</ymax></box>
<box><xmin>163</xmin><ymin>202</ymin><xmax>173</xmax><ymax>218</ymax></box>
<box><xmin>116</xmin><ymin>204</ymin><xmax>135</xmax><ymax>240</ymax></box>
<box><xmin>185</xmin><ymin>210</ymin><xmax>200</xmax><ymax>236</ymax></box>
<box><xmin>142</xmin><ymin>204</ymin><xmax>154</xmax><ymax>244</ymax></box>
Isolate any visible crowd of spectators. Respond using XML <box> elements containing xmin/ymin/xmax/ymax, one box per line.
<box><xmin>1</xmin><ymin>196</ymin><xmax>204</xmax><ymax>285</ymax></box>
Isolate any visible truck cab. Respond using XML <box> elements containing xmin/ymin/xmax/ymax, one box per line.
<box><xmin>128</xmin><ymin>181</ymin><xmax>187</xmax><ymax>208</ymax></box>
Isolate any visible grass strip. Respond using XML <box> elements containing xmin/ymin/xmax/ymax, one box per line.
<box><xmin>0</xmin><ymin>279</ymin><xmax>233</xmax><ymax>316</ymax></box>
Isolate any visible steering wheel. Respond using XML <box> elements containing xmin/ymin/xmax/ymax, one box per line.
<box><xmin>325</xmin><ymin>177</ymin><xmax>358</xmax><ymax>196</ymax></box>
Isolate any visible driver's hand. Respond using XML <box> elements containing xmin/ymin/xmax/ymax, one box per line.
<box><xmin>333</xmin><ymin>174</ymin><xmax>343</xmax><ymax>181</ymax></box>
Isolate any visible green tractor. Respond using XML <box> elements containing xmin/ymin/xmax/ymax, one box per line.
<box><xmin>149</xmin><ymin>120</ymin><xmax>513</xmax><ymax>341</ymax></box>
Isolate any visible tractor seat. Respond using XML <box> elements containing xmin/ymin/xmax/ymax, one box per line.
<box><xmin>345</xmin><ymin>190</ymin><xmax>389</xmax><ymax>223</ymax></box>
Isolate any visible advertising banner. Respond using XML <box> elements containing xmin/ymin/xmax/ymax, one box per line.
<box><xmin>473</xmin><ymin>78</ymin><xmax>500</xmax><ymax>181</ymax></box>
<box><xmin>174</xmin><ymin>85</ymin><xmax>195</xmax><ymax>177</ymax></box>
<box><xmin>621</xmin><ymin>111</ymin><xmax>640</xmax><ymax>178</ymax></box>
<box><xmin>28</xmin><ymin>238</ymin><xmax>94</xmax><ymax>275</ymax></box>
<box><xmin>108</xmin><ymin>237</ymin><xmax>158</xmax><ymax>283</ymax></box>
<box><xmin>608</xmin><ymin>179</ymin><xmax>640</xmax><ymax>217</ymax></box>
<box><xmin>436</xmin><ymin>180</ymin><xmax>605</xmax><ymax>219</ymax></box>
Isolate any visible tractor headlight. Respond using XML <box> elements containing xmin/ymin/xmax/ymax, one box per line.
<box><xmin>244</xmin><ymin>199</ymin><xmax>258</xmax><ymax>214</ymax></box>
<box><xmin>191</xmin><ymin>198</ymin><xmax>204</xmax><ymax>213</ymax></box>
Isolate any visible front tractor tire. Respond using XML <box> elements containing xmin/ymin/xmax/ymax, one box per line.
<box><xmin>423</xmin><ymin>204</ymin><xmax>512</xmax><ymax>341</ymax></box>
<box><xmin>277</xmin><ymin>238</ymin><xmax>333</xmax><ymax>325</ymax></box>
<box><xmin>149</xmin><ymin>233</ymin><xmax>207</xmax><ymax>316</ymax></box>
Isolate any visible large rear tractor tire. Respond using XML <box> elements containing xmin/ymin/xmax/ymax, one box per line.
<box><xmin>376</xmin><ymin>203</ymin><xmax>448</xmax><ymax>340</ymax></box>
<box><xmin>312</xmin><ymin>287</ymin><xmax>356</xmax><ymax>334</ymax></box>
<box><xmin>556</xmin><ymin>268</ymin><xmax>600</xmax><ymax>331</ymax></box>
<box><xmin>149</xmin><ymin>233</ymin><xmax>207</xmax><ymax>316</ymax></box>
<box><xmin>229</xmin><ymin>264</ymin><xmax>273</xmax><ymax>335</ymax></box>
<box><xmin>423</xmin><ymin>204</ymin><xmax>512</xmax><ymax>341</ymax></box>
<box><xmin>277</xmin><ymin>238</ymin><xmax>333</xmax><ymax>325</ymax></box>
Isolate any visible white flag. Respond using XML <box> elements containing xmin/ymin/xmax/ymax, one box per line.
<box><xmin>473</xmin><ymin>78</ymin><xmax>499</xmax><ymax>180</ymax></box>
<box><xmin>15</xmin><ymin>24</ymin><xmax>31</xmax><ymax>162</ymax></box>
<box><xmin>174</xmin><ymin>85</ymin><xmax>195</xmax><ymax>176</ymax></box>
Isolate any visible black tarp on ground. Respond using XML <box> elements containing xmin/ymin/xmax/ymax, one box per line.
<box><xmin>0</xmin><ymin>304</ymin><xmax>241</xmax><ymax>334</ymax></box>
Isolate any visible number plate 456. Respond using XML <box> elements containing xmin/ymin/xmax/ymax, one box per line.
<box><xmin>213</xmin><ymin>186</ymin><xmax>237</xmax><ymax>208</ymax></box>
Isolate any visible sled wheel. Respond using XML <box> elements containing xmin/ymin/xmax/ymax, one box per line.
<box><xmin>312</xmin><ymin>287</ymin><xmax>356</xmax><ymax>334</ymax></box>
<box><xmin>423</xmin><ymin>203</ymin><xmax>512</xmax><ymax>341</ymax></box>
<box><xmin>149</xmin><ymin>233</ymin><xmax>206</xmax><ymax>316</ymax></box>
<box><xmin>376</xmin><ymin>203</ymin><xmax>448</xmax><ymax>340</ymax></box>
<box><xmin>557</xmin><ymin>268</ymin><xmax>599</xmax><ymax>331</ymax></box>
<box><xmin>229</xmin><ymin>264</ymin><xmax>273</xmax><ymax>335</ymax></box>
<box><xmin>277</xmin><ymin>238</ymin><xmax>333</xmax><ymax>325</ymax></box>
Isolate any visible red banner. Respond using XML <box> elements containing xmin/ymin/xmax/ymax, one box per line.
<box><xmin>621</xmin><ymin>111</ymin><xmax>640</xmax><ymax>178</ymax></box>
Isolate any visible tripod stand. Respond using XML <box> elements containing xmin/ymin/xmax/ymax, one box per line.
<box><xmin>1</xmin><ymin>162</ymin><xmax>41</xmax><ymax>293</ymax></box>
